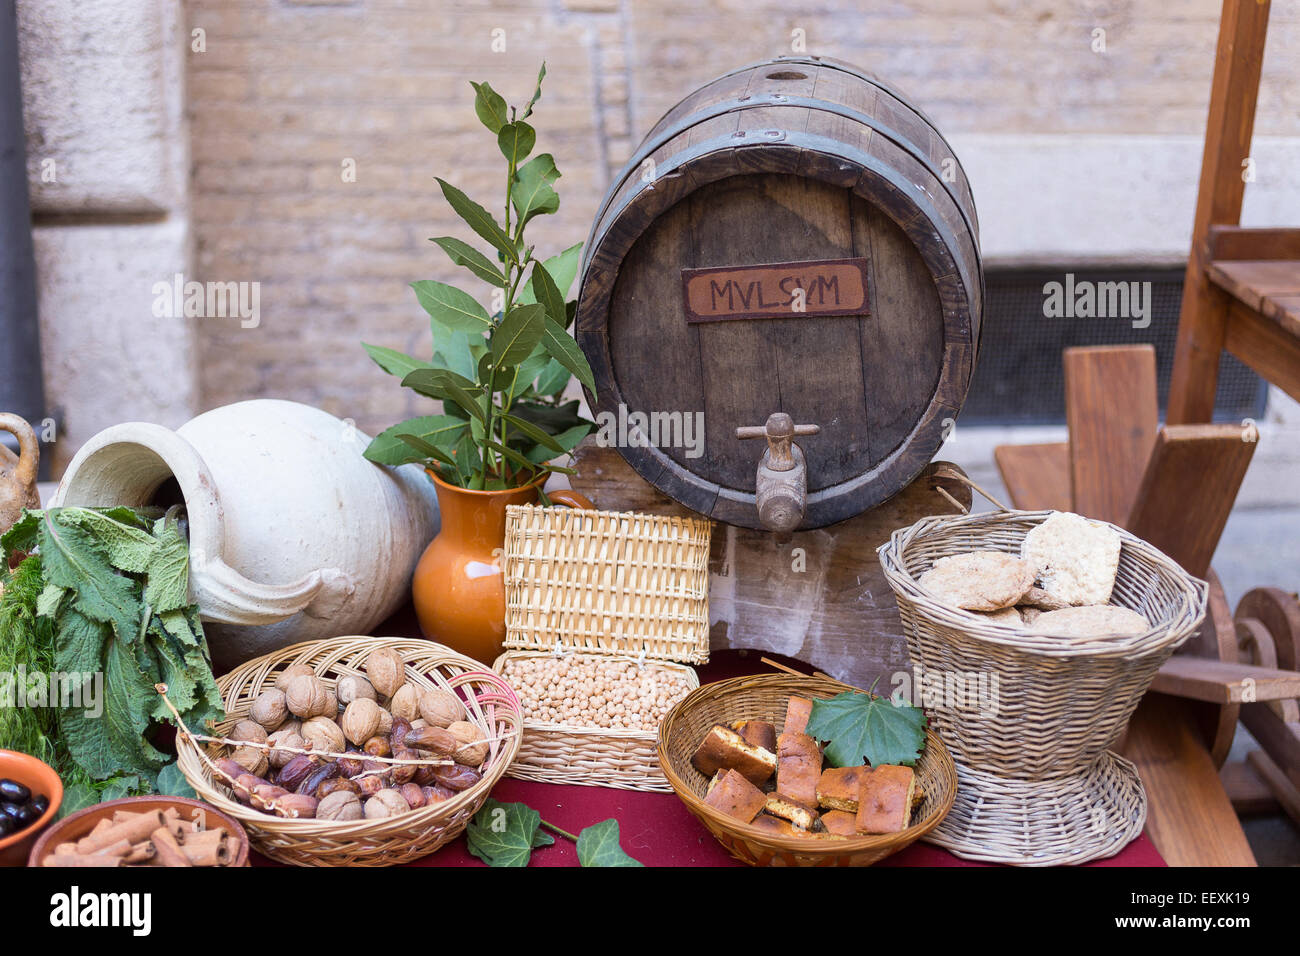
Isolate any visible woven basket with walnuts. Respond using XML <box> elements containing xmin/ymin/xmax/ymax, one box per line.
<box><xmin>176</xmin><ymin>636</ymin><xmax>522</xmax><ymax>867</ymax></box>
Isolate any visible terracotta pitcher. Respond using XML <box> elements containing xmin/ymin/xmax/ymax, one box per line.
<box><xmin>0</xmin><ymin>414</ymin><xmax>41</xmax><ymax>535</ymax></box>
<box><xmin>412</xmin><ymin>470</ymin><xmax>592</xmax><ymax>664</ymax></box>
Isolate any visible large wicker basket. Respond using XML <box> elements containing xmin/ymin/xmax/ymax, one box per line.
<box><xmin>494</xmin><ymin>503</ymin><xmax>711</xmax><ymax>791</ymax></box>
<box><xmin>877</xmin><ymin>506</ymin><xmax>1207</xmax><ymax>865</ymax></box>
<box><xmin>658</xmin><ymin>673</ymin><xmax>958</xmax><ymax>867</ymax></box>
<box><xmin>177</xmin><ymin>636</ymin><xmax>522</xmax><ymax>867</ymax></box>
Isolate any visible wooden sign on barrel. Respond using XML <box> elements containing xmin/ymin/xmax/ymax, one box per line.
<box><xmin>570</xmin><ymin>55</ymin><xmax>983</xmax><ymax>687</ymax></box>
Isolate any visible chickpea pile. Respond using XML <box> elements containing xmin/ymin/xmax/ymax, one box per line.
<box><xmin>502</xmin><ymin>655</ymin><xmax>692</xmax><ymax>730</ymax></box>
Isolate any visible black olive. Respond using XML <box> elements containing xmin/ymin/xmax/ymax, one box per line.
<box><xmin>0</xmin><ymin>816</ymin><xmax>11</xmax><ymax>836</ymax></box>
<box><xmin>0</xmin><ymin>802</ymin><xmax>24</xmax><ymax>821</ymax></box>
<box><xmin>0</xmin><ymin>779</ymin><xmax>30</xmax><ymax>803</ymax></box>
<box><xmin>15</xmin><ymin>803</ymin><xmax>38</xmax><ymax>825</ymax></box>
<box><xmin>31</xmin><ymin>794</ymin><xmax>49</xmax><ymax>815</ymax></box>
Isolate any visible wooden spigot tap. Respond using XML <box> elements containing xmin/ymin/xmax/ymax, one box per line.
<box><xmin>736</xmin><ymin>413</ymin><xmax>820</xmax><ymax>532</ymax></box>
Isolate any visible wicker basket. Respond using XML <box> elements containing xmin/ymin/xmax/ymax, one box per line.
<box><xmin>177</xmin><ymin>636</ymin><xmax>522</xmax><ymax>867</ymax></box>
<box><xmin>877</xmin><ymin>503</ymin><xmax>1207</xmax><ymax>865</ymax></box>
<box><xmin>493</xmin><ymin>503</ymin><xmax>711</xmax><ymax>791</ymax></box>
<box><xmin>658</xmin><ymin>673</ymin><xmax>958</xmax><ymax>866</ymax></box>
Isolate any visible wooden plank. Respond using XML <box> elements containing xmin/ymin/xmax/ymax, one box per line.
<box><xmin>1240</xmin><ymin>702</ymin><xmax>1300</xmax><ymax>780</ymax></box>
<box><xmin>1150</xmin><ymin>656</ymin><xmax>1300</xmax><ymax>704</ymax></box>
<box><xmin>1224</xmin><ymin>298</ymin><xmax>1300</xmax><ymax>403</ymax></box>
<box><xmin>1208</xmin><ymin>225</ymin><xmax>1300</xmax><ymax>261</ymax></box>
<box><xmin>1125</xmin><ymin>424</ymin><xmax>1256</xmax><ymax>578</ymax></box>
<box><xmin>1063</xmin><ymin>345</ymin><xmax>1158</xmax><ymax>525</ymax></box>
<box><xmin>1123</xmin><ymin>693</ymin><xmax>1257</xmax><ymax>866</ymax></box>
<box><xmin>992</xmin><ymin>442</ymin><xmax>1070</xmax><ymax>511</ymax></box>
<box><xmin>1220</xmin><ymin>759</ymin><xmax>1279</xmax><ymax>815</ymax></box>
<box><xmin>1168</xmin><ymin>0</ymin><xmax>1273</xmax><ymax>424</ymax></box>
<box><xmin>1206</xmin><ymin>259</ymin><xmax>1300</xmax><ymax>331</ymax></box>
<box><xmin>1246</xmin><ymin>748</ymin><xmax>1300</xmax><ymax>827</ymax></box>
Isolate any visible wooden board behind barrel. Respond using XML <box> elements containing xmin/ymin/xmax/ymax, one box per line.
<box><xmin>568</xmin><ymin>441</ymin><xmax>972</xmax><ymax>690</ymax></box>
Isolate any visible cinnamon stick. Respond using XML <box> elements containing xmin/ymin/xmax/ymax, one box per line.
<box><xmin>149</xmin><ymin>826</ymin><xmax>192</xmax><ymax>867</ymax></box>
<box><xmin>75</xmin><ymin>810</ymin><xmax>167</xmax><ymax>854</ymax></box>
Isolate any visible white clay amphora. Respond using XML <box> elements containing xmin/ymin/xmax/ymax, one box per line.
<box><xmin>50</xmin><ymin>400</ymin><xmax>438</xmax><ymax>670</ymax></box>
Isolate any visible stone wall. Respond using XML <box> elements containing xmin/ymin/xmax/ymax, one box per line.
<box><xmin>19</xmin><ymin>0</ymin><xmax>1300</xmax><ymax>455</ymax></box>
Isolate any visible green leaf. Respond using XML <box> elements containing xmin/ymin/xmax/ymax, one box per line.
<box><xmin>534</xmin><ymin>358</ymin><xmax>572</xmax><ymax>397</ymax></box>
<box><xmin>539</xmin><ymin>317</ymin><xmax>596</xmax><ymax>393</ymax></box>
<box><xmin>466</xmin><ymin>798</ymin><xmax>552</xmax><ymax>867</ymax></box>
<box><xmin>411</xmin><ymin>279</ymin><xmax>492</xmax><ymax>333</ymax></box>
<box><xmin>39</xmin><ymin>512</ymin><xmax>141</xmax><ymax>641</ymax></box>
<box><xmin>430</xmin><ymin>236</ymin><xmax>505</xmax><ymax>286</ymax></box>
<box><xmin>143</xmin><ymin>516</ymin><xmax>190</xmax><ymax>613</ymax></box>
<box><xmin>518</xmin><ymin>242</ymin><xmax>583</xmax><ymax>306</ymax></box>
<box><xmin>491</xmin><ymin>303</ymin><xmax>547</xmax><ymax>368</ymax></box>
<box><xmin>402</xmin><ymin>369</ymin><xmax>486</xmax><ymax>423</ymax></box>
<box><xmin>58</xmin><ymin>509</ymin><xmax>158</xmax><ymax>575</ymax></box>
<box><xmin>36</xmin><ymin>582</ymin><xmax>66</xmax><ymax>619</ymax></box>
<box><xmin>510</xmin><ymin>153</ymin><xmax>560</xmax><ymax>228</ymax></box>
<box><xmin>1</xmin><ymin>509</ymin><xmax>41</xmax><ymax>558</ymax></box>
<box><xmin>470</xmin><ymin>80</ymin><xmax>509</xmax><ymax>134</ymax></box>
<box><xmin>510</xmin><ymin>399</ymin><xmax>587</xmax><ymax>433</ymax></box>
<box><xmin>364</xmin><ymin>415</ymin><xmax>469</xmax><ymax>466</ymax></box>
<box><xmin>805</xmin><ymin>691</ymin><xmax>928</xmax><ymax>768</ymax></box>
<box><xmin>436</xmin><ymin>178</ymin><xmax>517</xmax><ymax>263</ymax></box>
<box><xmin>363</xmin><ymin>343</ymin><xmax>433</xmax><ymax>379</ymax></box>
<box><xmin>435</xmin><ymin>329</ymin><xmax>479</xmax><ymax>381</ymax></box>
<box><xmin>521</xmin><ymin>62</ymin><xmax>546</xmax><ymax>119</ymax></box>
<box><xmin>498</xmin><ymin>120</ymin><xmax>536</xmax><ymax>167</ymax></box>
<box><xmin>155</xmin><ymin>761</ymin><xmax>196</xmax><ymax>799</ymax></box>
<box><xmin>529</xmin><ymin>259</ymin><xmax>567</xmax><ymax>326</ymax></box>
<box><xmin>486</xmin><ymin>440</ymin><xmax>538</xmax><ymax>476</ymax></box>
<box><xmin>504</xmin><ymin>413</ymin><xmax>564</xmax><ymax>454</ymax></box>
<box><xmin>396</xmin><ymin>433</ymin><xmax>459</xmax><ymax>469</ymax></box>
<box><xmin>576</xmin><ymin>819</ymin><xmax>644</xmax><ymax>867</ymax></box>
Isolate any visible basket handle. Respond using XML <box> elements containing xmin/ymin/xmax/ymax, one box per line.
<box><xmin>931</xmin><ymin>465</ymin><xmax>1010</xmax><ymax>514</ymax></box>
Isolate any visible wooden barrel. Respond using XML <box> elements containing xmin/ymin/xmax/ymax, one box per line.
<box><xmin>576</xmin><ymin>56</ymin><xmax>982</xmax><ymax>530</ymax></box>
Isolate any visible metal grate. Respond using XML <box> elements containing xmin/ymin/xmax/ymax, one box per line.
<box><xmin>958</xmin><ymin>267</ymin><xmax>1267</xmax><ymax>426</ymax></box>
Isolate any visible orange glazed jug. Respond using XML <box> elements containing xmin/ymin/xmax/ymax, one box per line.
<box><xmin>411</xmin><ymin>470</ymin><xmax>593</xmax><ymax>664</ymax></box>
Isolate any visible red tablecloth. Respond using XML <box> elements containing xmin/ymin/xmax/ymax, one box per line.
<box><xmin>251</xmin><ymin>620</ymin><xmax>1166</xmax><ymax>867</ymax></box>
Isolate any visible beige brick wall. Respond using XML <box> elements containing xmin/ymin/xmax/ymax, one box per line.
<box><xmin>176</xmin><ymin>0</ymin><xmax>1300</xmax><ymax>437</ymax></box>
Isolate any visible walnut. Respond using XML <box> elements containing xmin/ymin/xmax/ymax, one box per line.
<box><xmin>364</xmin><ymin>788</ymin><xmax>410</xmax><ymax>819</ymax></box>
<box><xmin>364</xmin><ymin>647</ymin><xmax>407</xmax><ymax>699</ymax></box>
<box><xmin>285</xmin><ymin>674</ymin><xmax>331</xmax><ymax>718</ymax></box>
<box><xmin>447</xmin><ymin>720</ymin><xmax>489</xmax><ymax>767</ymax></box>
<box><xmin>375</xmin><ymin>707</ymin><xmax>393</xmax><ymax>737</ymax></box>
<box><xmin>418</xmin><ymin>688</ymin><xmax>466</xmax><ymax>728</ymax></box>
<box><xmin>337</xmin><ymin>675</ymin><xmax>377</xmax><ymax>708</ymax></box>
<box><xmin>388</xmin><ymin>683</ymin><xmax>419</xmax><ymax>721</ymax></box>
<box><xmin>266</xmin><ymin>729</ymin><xmax>306</xmax><ymax>769</ymax></box>
<box><xmin>300</xmin><ymin>716</ymin><xmax>345</xmax><ymax>755</ymax></box>
<box><xmin>317</xmin><ymin>790</ymin><xmax>363</xmax><ymax>821</ymax></box>
<box><xmin>230</xmin><ymin>719</ymin><xmax>268</xmax><ymax>745</ymax></box>
<box><xmin>324</xmin><ymin>687</ymin><xmax>339</xmax><ymax>716</ymax></box>
<box><xmin>249</xmin><ymin>690</ymin><xmax>289</xmax><ymax>730</ymax></box>
<box><xmin>274</xmin><ymin>663</ymin><xmax>316</xmax><ymax>693</ymax></box>
<box><xmin>341</xmin><ymin>698</ymin><xmax>383</xmax><ymax>745</ymax></box>
<box><xmin>231</xmin><ymin>744</ymin><xmax>268</xmax><ymax>777</ymax></box>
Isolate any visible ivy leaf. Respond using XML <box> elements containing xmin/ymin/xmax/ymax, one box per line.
<box><xmin>362</xmin><ymin>343</ymin><xmax>433</xmax><ymax>379</ymax></box>
<box><xmin>430</xmin><ymin>236</ymin><xmax>505</xmax><ymax>286</ymax></box>
<box><xmin>411</xmin><ymin>279</ymin><xmax>492</xmax><ymax>334</ymax></box>
<box><xmin>470</xmin><ymin>80</ymin><xmax>509</xmax><ymax>134</ymax></box>
<box><xmin>466</xmin><ymin>799</ymin><xmax>551</xmax><ymax>867</ymax></box>
<box><xmin>436</xmin><ymin>178</ymin><xmax>518</xmax><ymax>264</ymax></box>
<box><xmin>491</xmin><ymin>303</ymin><xmax>547</xmax><ymax>368</ymax></box>
<box><xmin>576</xmin><ymin>819</ymin><xmax>644</xmax><ymax>867</ymax></box>
<box><xmin>805</xmin><ymin>691</ymin><xmax>928</xmax><ymax>768</ymax></box>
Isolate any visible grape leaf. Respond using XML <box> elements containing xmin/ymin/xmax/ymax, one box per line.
<box><xmin>466</xmin><ymin>799</ymin><xmax>553</xmax><ymax>867</ymax></box>
<box><xmin>805</xmin><ymin>691</ymin><xmax>927</xmax><ymax>768</ymax></box>
<box><xmin>576</xmin><ymin>819</ymin><xmax>643</xmax><ymax>867</ymax></box>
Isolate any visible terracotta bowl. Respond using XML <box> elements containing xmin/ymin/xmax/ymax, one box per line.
<box><xmin>29</xmin><ymin>795</ymin><xmax>250</xmax><ymax>868</ymax></box>
<box><xmin>0</xmin><ymin>750</ymin><xmax>63</xmax><ymax>867</ymax></box>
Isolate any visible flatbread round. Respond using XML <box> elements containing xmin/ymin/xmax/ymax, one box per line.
<box><xmin>1021</xmin><ymin>511</ymin><xmax>1121</xmax><ymax>606</ymax></box>
<box><xmin>917</xmin><ymin>551</ymin><xmax>1035</xmax><ymax>611</ymax></box>
<box><xmin>972</xmin><ymin>606</ymin><xmax>1024</xmax><ymax>628</ymax></box>
<box><xmin>1028</xmin><ymin>604</ymin><xmax>1150</xmax><ymax>637</ymax></box>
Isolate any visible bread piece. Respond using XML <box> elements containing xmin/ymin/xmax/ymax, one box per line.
<box><xmin>971</xmin><ymin>606</ymin><xmax>1024</xmax><ymax>628</ymax></box>
<box><xmin>764</xmin><ymin>792</ymin><xmax>820</xmax><ymax>831</ymax></box>
<box><xmin>705</xmin><ymin>769</ymin><xmax>728</xmax><ymax>797</ymax></box>
<box><xmin>819</xmin><ymin>809</ymin><xmax>859</xmax><ymax>837</ymax></box>
<box><xmin>749</xmin><ymin>812</ymin><xmax>799</xmax><ymax>837</ymax></box>
<box><xmin>776</xmin><ymin>732</ymin><xmax>821</xmax><ymax>806</ymax></box>
<box><xmin>784</xmin><ymin>696</ymin><xmax>814</xmax><ymax>736</ymax></box>
<box><xmin>917</xmin><ymin>551</ymin><xmax>1035</xmax><ymax>611</ymax></box>
<box><xmin>816</xmin><ymin>765</ymin><xmax>872</xmax><ymax>812</ymax></box>
<box><xmin>1029</xmin><ymin>604</ymin><xmax>1149</xmax><ymax>637</ymax></box>
<box><xmin>703</xmin><ymin>769</ymin><xmax>768</xmax><ymax>823</ymax></box>
<box><xmin>1020</xmin><ymin>511</ymin><xmax>1122</xmax><ymax>606</ymax></box>
<box><xmin>729</xmin><ymin>719</ymin><xmax>777</xmax><ymax>754</ymax></box>
<box><xmin>691</xmin><ymin>724</ymin><xmax>777</xmax><ymax>785</ymax></box>
<box><xmin>912</xmin><ymin>782</ymin><xmax>926</xmax><ymax>810</ymax></box>
<box><xmin>1019</xmin><ymin>586</ymin><xmax>1070</xmax><ymax>611</ymax></box>
<box><xmin>856</xmin><ymin>764</ymin><xmax>916</xmax><ymax>834</ymax></box>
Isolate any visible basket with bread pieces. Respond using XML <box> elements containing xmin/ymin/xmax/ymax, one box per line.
<box><xmin>878</xmin><ymin>486</ymin><xmax>1207</xmax><ymax>866</ymax></box>
<box><xmin>658</xmin><ymin>672</ymin><xmax>957</xmax><ymax>867</ymax></box>
<box><xmin>493</xmin><ymin>504</ymin><xmax>711</xmax><ymax>791</ymax></box>
<box><xmin>176</xmin><ymin>636</ymin><xmax>522</xmax><ymax>867</ymax></box>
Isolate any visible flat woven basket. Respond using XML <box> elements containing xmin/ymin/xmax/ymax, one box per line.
<box><xmin>658</xmin><ymin>673</ymin><xmax>958</xmax><ymax>867</ymax></box>
<box><xmin>877</xmin><ymin>503</ymin><xmax>1207</xmax><ymax>865</ymax></box>
<box><xmin>177</xmin><ymin>636</ymin><xmax>522</xmax><ymax>867</ymax></box>
<box><xmin>493</xmin><ymin>503</ymin><xmax>711</xmax><ymax>791</ymax></box>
